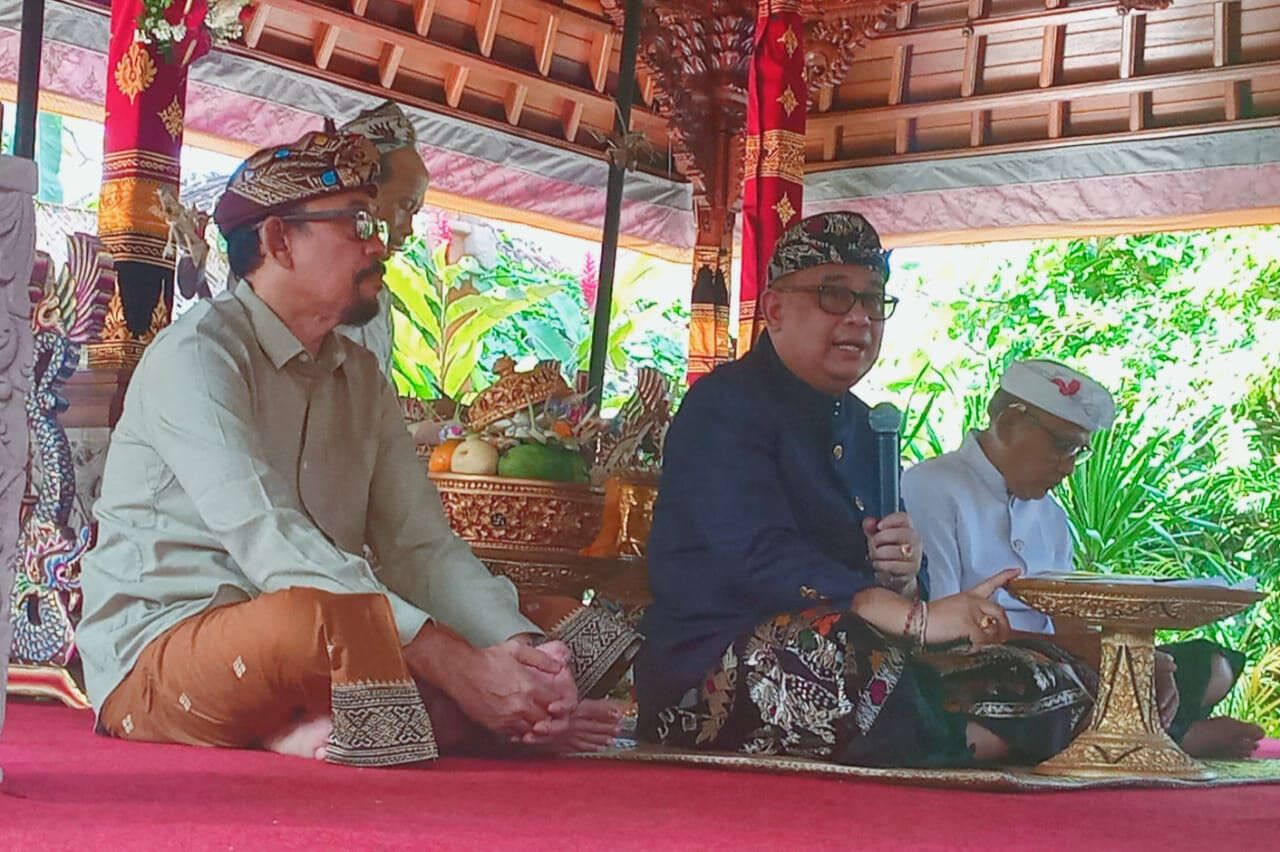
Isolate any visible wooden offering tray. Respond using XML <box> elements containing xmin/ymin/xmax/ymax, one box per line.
<box><xmin>1008</xmin><ymin>575</ymin><xmax>1264</xmax><ymax>780</ymax></box>
<box><xmin>473</xmin><ymin>546</ymin><xmax>651</xmax><ymax>607</ymax></box>
<box><xmin>429</xmin><ymin>472</ymin><xmax>604</xmax><ymax>555</ymax></box>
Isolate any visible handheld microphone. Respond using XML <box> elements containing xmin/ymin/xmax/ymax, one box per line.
<box><xmin>867</xmin><ymin>402</ymin><xmax>902</xmax><ymax>519</ymax></box>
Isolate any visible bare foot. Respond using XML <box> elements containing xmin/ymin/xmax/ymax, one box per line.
<box><xmin>1181</xmin><ymin>717</ymin><xmax>1265</xmax><ymax>759</ymax></box>
<box><xmin>263</xmin><ymin>714</ymin><xmax>332</xmax><ymax>761</ymax></box>
<box><xmin>965</xmin><ymin>721</ymin><xmax>1010</xmax><ymax>763</ymax></box>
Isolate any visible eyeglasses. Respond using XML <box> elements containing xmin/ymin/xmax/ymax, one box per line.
<box><xmin>271</xmin><ymin>208</ymin><xmax>386</xmax><ymax>243</ymax></box>
<box><xmin>770</xmin><ymin>284</ymin><xmax>899</xmax><ymax>320</ymax></box>
<box><xmin>1009</xmin><ymin>403</ymin><xmax>1092</xmax><ymax>462</ymax></box>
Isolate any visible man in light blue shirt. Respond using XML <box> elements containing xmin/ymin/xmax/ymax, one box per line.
<box><xmin>905</xmin><ymin>358</ymin><xmax>1263</xmax><ymax>758</ymax></box>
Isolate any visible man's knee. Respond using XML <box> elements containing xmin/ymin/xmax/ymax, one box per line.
<box><xmin>1204</xmin><ymin>651</ymin><xmax>1237</xmax><ymax>708</ymax></box>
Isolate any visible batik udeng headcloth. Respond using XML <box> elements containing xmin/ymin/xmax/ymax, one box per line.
<box><xmin>767</xmin><ymin>211</ymin><xmax>890</xmax><ymax>285</ymax></box>
<box><xmin>213</xmin><ymin>131</ymin><xmax>380</xmax><ymax>233</ymax></box>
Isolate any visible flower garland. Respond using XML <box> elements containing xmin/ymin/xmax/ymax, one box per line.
<box><xmin>134</xmin><ymin>0</ymin><xmax>254</xmax><ymax>65</ymax></box>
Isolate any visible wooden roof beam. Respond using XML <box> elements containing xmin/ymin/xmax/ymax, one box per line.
<box><xmin>1119</xmin><ymin>11</ymin><xmax>1144</xmax><ymax>80</ymax></box>
<box><xmin>1047</xmin><ymin>100</ymin><xmax>1066</xmax><ymax>138</ymax></box>
<box><xmin>889</xmin><ymin>45</ymin><xmax>910</xmax><ymax>106</ymax></box>
<box><xmin>1214</xmin><ymin>1</ymin><xmax>1240</xmax><ymax>67</ymax></box>
<box><xmin>476</xmin><ymin>0</ymin><xmax>502</xmax><ymax>58</ymax></box>
<box><xmin>505</xmin><ymin>83</ymin><xmax>528</xmax><ymax>125</ymax></box>
<box><xmin>822</xmin><ymin>125</ymin><xmax>843</xmax><ymax>161</ymax></box>
<box><xmin>314</xmin><ymin>23</ymin><xmax>340</xmax><ymax>70</ymax></box>
<box><xmin>589</xmin><ymin>30</ymin><xmax>615</xmax><ymax>93</ymax></box>
<box><xmin>895</xmin><ymin>118</ymin><xmax>913</xmax><ymax>155</ymax></box>
<box><xmin>379</xmin><ymin>43</ymin><xmax>404</xmax><ymax>88</ymax></box>
<box><xmin>895</xmin><ymin>2</ymin><xmax>914</xmax><ymax>29</ymax></box>
<box><xmin>636</xmin><ymin>67</ymin><xmax>655</xmax><ymax>105</ymax></box>
<box><xmin>808</xmin><ymin>57</ymin><xmax>1280</xmax><ymax>129</ymax></box>
<box><xmin>562</xmin><ymin>100</ymin><xmax>583</xmax><ymax>142</ymax></box>
<box><xmin>244</xmin><ymin>4</ymin><xmax>271</xmax><ymax>49</ymax></box>
<box><xmin>869</xmin><ymin>0</ymin><xmax>1222</xmax><ymax>47</ymax></box>
<box><xmin>413</xmin><ymin>0</ymin><xmax>436</xmax><ymax>37</ymax></box>
<box><xmin>445</xmin><ymin>64</ymin><xmax>469</xmax><ymax>108</ymax></box>
<box><xmin>535</xmin><ymin>11</ymin><xmax>560</xmax><ymax>76</ymax></box>
<box><xmin>809</xmin><ymin>59</ymin><xmax>1280</xmax><ymax>129</ymax></box>
<box><xmin>254</xmin><ymin>0</ymin><xmax>659</xmax><ymax>128</ymax></box>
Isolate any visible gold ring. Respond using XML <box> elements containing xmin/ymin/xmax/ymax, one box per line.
<box><xmin>900</xmin><ymin>543</ymin><xmax>913</xmax><ymax>558</ymax></box>
<box><xmin>980</xmin><ymin>616</ymin><xmax>997</xmax><ymax>631</ymax></box>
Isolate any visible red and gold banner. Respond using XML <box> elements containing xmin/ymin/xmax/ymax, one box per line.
<box><xmin>686</xmin><ymin>245</ymin><xmax>732</xmax><ymax>385</ymax></box>
<box><xmin>96</xmin><ymin>1</ymin><xmax>204</xmax><ymax>355</ymax></box>
<box><xmin>738</xmin><ymin>0</ymin><xmax>807</xmax><ymax>355</ymax></box>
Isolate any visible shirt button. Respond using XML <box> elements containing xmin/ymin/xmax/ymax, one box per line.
<box><xmin>855</xmin><ymin>496</ymin><xmax>865</xmax><ymax>511</ymax></box>
<box><xmin>832</xmin><ymin>444</ymin><xmax>843</xmax><ymax>460</ymax></box>
<box><xmin>1013</xmin><ymin>539</ymin><xmax>1024</xmax><ymax>552</ymax></box>
<box><xmin>299</xmin><ymin>353</ymin><xmax>311</xmax><ymax>363</ymax></box>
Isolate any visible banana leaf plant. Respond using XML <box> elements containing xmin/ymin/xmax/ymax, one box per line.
<box><xmin>386</xmin><ymin>236</ymin><xmax>559</xmax><ymax>402</ymax></box>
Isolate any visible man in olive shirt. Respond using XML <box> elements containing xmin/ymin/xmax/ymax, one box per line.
<box><xmin>79</xmin><ymin>131</ymin><xmax>619</xmax><ymax>766</ymax></box>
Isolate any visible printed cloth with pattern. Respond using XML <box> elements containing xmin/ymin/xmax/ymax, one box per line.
<box><xmin>645</xmin><ymin>607</ymin><xmax>1098</xmax><ymax>768</ymax></box>
<box><xmin>99</xmin><ymin>586</ymin><xmax>437</xmax><ymax>767</ymax></box>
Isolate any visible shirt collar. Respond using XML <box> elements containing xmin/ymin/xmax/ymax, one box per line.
<box><xmin>958</xmin><ymin>430</ymin><xmax>1011</xmax><ymax>503</ymax></box>
<box><xmin>750</xmin><ymin>331</ymin><xmax>852</xmax><ymax>417</ymax></box>
<box><xmin>234</xmin><ymin>281</ymin><xmax>347</xmax><ymax>374</ymax></box>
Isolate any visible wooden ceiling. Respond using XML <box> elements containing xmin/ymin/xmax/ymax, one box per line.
<box><xmin>62</xmin><ymin>0</ymin><xmax>1280</xmax><ymax>183</ymax></box>
<box><xmin>810</xmin><ymin>0</ymin><xmax>1280</xmax><ymax>170</ymax></box>
<box><xmin>234</xmin><ymin>0</ymin><xmax>677</xmax><ymax>173</ymax></box>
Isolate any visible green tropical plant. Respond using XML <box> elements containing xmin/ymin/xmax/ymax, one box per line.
<box><xmin>386</xmin><ymin>236</ymin><xmax>559</xmax><ymax>401</ymax></box>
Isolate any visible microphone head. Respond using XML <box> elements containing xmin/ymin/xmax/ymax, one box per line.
<box><xmin>868</xmin><ymin>402</ymin><xmax>902</xmax><ymax>434</ymax></box>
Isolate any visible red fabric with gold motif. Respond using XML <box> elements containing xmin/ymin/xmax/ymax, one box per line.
<box><xmin>739</xmin><ymin>1</ymin><xmax>807</xmax><ymax>355</ymax></box>
<box><xmin>98</xmin><ymin>1</ymin><xmax>198</xmax><ymax>335</ymax></box>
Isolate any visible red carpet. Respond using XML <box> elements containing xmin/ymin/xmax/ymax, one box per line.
<box><xmin>2</xmin><ymin>699</ymin><xmax>1278</xmax><ymax>851</ymax></box>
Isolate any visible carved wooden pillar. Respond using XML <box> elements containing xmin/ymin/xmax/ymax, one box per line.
<box><xmin>602</xmin><ymin>0</ymin><xmax>754</xmax><ymax>385</ymax></box>
<box><xmin>0</xmin><ymin>154</ymin><xmax>38</xmax><ymax>757</ymax></box>
<box><xmin>604</xmin><ymin>2</ymin><xmax>903</xmax><ymax>380</ymax></box>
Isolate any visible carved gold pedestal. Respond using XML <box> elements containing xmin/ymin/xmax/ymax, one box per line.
<box><xmin>1037</xmin><ymin>627</ymin><xmax>1210</xmax><ymax>779</ymax></box>
<box><xmin>1008</xmin><ymin>576</ymin><xmax>1264</xmax><ymax>780</ymax></box>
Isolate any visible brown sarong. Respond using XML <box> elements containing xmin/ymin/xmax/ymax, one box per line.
<box><xmin>100</xmin><ymin>588</ymin><xmax>640</xmax><ymax>766</ymax></box>
<box><xmin>99</xmin><ymin>587</ymin><xmax>438</xmax><ymax>767</ymax></box>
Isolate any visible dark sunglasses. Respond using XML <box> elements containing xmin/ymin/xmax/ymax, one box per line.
<box><xmin>771</xmin><ymin>283</ymin><xmax>899</xmax><ymax>320</ymax></box>
<box><xmin>271</xmin><ymin>207</ymin><xmax>387</xmax><ymax>243</ymax></box>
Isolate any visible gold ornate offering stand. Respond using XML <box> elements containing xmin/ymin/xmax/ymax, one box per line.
<box><xmin>1007</xmin><ymin>577</ymin><xmax>1263</xmax><ymax>780</ymax></box>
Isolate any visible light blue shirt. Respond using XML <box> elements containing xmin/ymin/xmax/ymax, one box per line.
<box><xmin>902</xmin><ymin>431</ymin><xmax>1073</xmax><ymax>632</ymax></box>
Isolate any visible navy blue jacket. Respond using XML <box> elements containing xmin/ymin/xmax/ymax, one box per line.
<box><xmin>636</xmin><ymin>333</ymin><xmax>926</xmax><ymax>728</ymax></box>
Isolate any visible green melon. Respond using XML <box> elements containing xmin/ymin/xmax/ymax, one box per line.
<box><xmin>498</xmin><ymin>443</ymin><xmax>590</xmax><ymax>483</ymax></box>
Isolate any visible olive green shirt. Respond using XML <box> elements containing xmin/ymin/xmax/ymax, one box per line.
<box><xmin>79</xmin><ymin>282</ymin><xmax>536</xmax><ymax>709</ymax></box>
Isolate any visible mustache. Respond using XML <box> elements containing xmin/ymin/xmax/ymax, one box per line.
<box><xmin>356</xmin><ymin>260</ymin><xmax>385</xmax><ymax>283</ymax></box>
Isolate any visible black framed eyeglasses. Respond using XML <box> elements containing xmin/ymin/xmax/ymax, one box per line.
<box><xmin>771</xmin><ymin>284</ymin><xmax>899</xmax><ymax>320</ymax></box>
<box><xmin>1009</xmin><ymin>403</ymin><xmax>1092</xmax><ymax>462</ymax></box>
<box><xmin>271</xmin><ymin>207</ymin><xmax>386</xmax><ymax>243</ymax></box>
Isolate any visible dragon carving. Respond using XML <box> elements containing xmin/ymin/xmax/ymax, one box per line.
<box><xmin>9</xmin><ymin>233</ymin><xmax>115</xmax><ymax>667</ymax></box>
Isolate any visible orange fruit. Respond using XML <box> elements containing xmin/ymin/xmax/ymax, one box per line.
<box><xmin>428</xmin><ymin>438</ymin><xmax>463</xmax><ymax>472</ymax></box>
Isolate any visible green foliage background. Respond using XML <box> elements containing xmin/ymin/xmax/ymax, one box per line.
<box><xmin>386</xmin><ymin>229</ymin><xmax>689</xmax><ymax>411</ymax></box>
<box><xmin>868</xmin><ymin>227</ymin><xmax>1280</xmax><ymax>732</ymax></box>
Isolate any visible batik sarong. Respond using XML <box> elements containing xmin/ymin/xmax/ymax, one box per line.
<box><xmin>520</xmin><ymin>594</ymin><xmax>643</xmax><ymax>699</ymax></box>
<box><xmin>99</xmin><ymin>587</ymin><xmax>437</xmax><ymax>767</ymax></box>
<box><xmin>647</xmin><ymin>607</ymin><xmax>1098</xmax><ymax>768</ymax></box>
